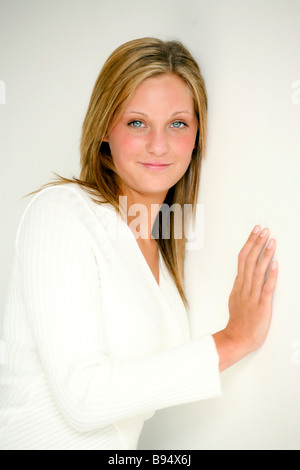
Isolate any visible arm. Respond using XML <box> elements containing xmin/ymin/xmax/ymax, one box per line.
<box><xmin>213</xmin><ymin>226</ymin><xmax>278</xmax><ymax>372</ymax></box>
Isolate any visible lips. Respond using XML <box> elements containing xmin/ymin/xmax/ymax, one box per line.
<box><xmin>139</xmin><ymin>162</ymin><xmax>172</xmax><ymax>171</ymax></box>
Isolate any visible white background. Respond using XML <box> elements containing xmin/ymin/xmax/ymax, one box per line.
<box><xmin>1</xmin><ymin>0</ymin><xmax>299</xmax><ymax>450</ymax></box>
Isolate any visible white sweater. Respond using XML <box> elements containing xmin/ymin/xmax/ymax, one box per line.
<box><xmin>0</xmin><ymin>183</ymin><xmax>221</xmax><ymax>450</ymax></box>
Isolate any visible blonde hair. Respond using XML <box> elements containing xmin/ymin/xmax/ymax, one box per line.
<box><xmin>32</xmin><ymin>37</ymin><xmax>208</xmax><ymax>308</ymax></box>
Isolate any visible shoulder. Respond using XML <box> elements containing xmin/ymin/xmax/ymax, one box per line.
<box><xmin>16</xmin><ymin>183</ymin><xmax>118</xmax><ymax>247</ymax></box>
<box><xmin>22</xmin><ymin>183</ymin><xmax>85</xmax><ymax>214</ymax></box>
<box><xmin>19</xmin><ymin>182</ymin><xmax>109</xmax><ymax>226</ymax></box>
<box><xmin>15</xmin><ymin>184</ymin><xmax>92</xmax><ymax>245</ymax></box>
<box><xmin>22</xmin><ymin>182</ymin><xmax>115</xmax><ymax>217</ymax></box>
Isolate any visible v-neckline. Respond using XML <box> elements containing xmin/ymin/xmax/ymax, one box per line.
<box><xmin>116</xmin><ymin>210</ymin><xmax>162</xmax><ymax>289</ymax></box>
<box><xmin>135</xmin><ymin>239</ymin><xmax>161</xmax><ymax>287</ymax></box>
<box><xmin>111</xmin><ymin>209</ymin><xmax>191</xmax><ymax>343</ymax></box>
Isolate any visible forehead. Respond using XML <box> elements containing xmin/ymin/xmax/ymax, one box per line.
<box><xmin>126</xmin><ymin>73</ymin><xmax>194</xmax><ymax>109</ymax></box>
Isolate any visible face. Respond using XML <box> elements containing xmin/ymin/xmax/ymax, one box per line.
<box><xmin>104</xmin><ymin>73</ymin><xmax>198</xmax><ymax>202</ymax></box>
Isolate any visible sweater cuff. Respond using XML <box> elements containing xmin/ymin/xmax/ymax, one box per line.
<box><xmin>179</xmin><ymin>335</ymin><xmax>222</xmax><ymax>401</ymax></box>
<box><xmin>128</xmin><ymin>334</ymin><xmax>222</xmax><ymax>411</ymax></box>
<box><xmin>145</xmin><ymin>334</ymin><xmax>222</xmax><ymax>409</ymax></box>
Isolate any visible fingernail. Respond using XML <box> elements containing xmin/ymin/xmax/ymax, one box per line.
<box><xmin>260</xmin><ymin>228</ymin><xmax>268</xmax><ymax>237</ymax></box>
<box><xmin>253</xmin><ymin>225</ymin><xmax>260</xmax><ymax>234</ymax></box>
<box><xmin>267</xmin><ymin>239</ymin><xmax>274</xmax><ymax>249</ymax></box>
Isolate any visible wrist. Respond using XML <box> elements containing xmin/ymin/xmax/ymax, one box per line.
<box><xmin>212</xmin><ymin>329</ymin><xmax>251</xmax><ymax>372</ymax></box>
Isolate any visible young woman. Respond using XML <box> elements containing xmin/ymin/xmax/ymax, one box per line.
<box><xmin>0</xmin><ymin>38</ymin><xmax>278</xmax><ymax>450</ymax></box>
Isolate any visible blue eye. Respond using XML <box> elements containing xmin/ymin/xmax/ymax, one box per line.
<box><xmin>171</xmin><ymin>121</ymin><xmax>186</xmax><ymax>128</ymax></box>
<box><xmin>129</xmin><ymin>120</ymin><xmax>144</xmax><ymax>128</ymax></box>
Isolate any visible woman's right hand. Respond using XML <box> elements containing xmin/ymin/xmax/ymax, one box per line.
<box><xmin>213</xmin><ymin>225</ymin><xmax>279</xmax><ymax>372</ymax></box>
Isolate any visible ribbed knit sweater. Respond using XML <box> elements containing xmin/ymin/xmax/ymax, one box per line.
<box><xmin>0</xmin><ymin>183</ymin><xmax>221</xmax><ymax>450</ymax></box>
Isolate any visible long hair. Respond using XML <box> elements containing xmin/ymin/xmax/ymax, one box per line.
<box><xmin>31</xmin><ymin>37</ymin><xmax>208</xmax><ymax>308</ymax></box>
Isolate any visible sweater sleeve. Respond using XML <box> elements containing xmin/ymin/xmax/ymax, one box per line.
<box><xmin>17</xmin><ymin>186</ymin><xmax>221</xmax><ymax>433</ymax></box>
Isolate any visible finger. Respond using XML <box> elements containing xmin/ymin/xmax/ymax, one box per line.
<box><xmin>243</xmin><ymin>227</ymin><xmax>270</xmax><ymax>291</ymax></box>
<box><xmin>237</xmin><ymin>225</ymin><xmax>262</xmax><ymax>280</ymax></box>
<box><xmin>260</xmin><ymin>259</ymin><xmax>279</xmax><ymax>307</ymax></box>
<box><xmin>251</xmin><ymin>238</ymin><xmax>277</xmax><ymax>299</ymax></box>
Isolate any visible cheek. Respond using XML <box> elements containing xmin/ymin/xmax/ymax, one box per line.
<box><xmin>175</xmin><ymin>133</ymin><xmax>197</xmax><ymax>160</ymax></box>
<box><xmin>110</xmin><ymin>133</ymin><xmax>142</xmax><ymax>166</ymax></box>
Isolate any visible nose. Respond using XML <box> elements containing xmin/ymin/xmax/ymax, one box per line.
<box><xmin>146</xmin><ymin>129</ymin><xmax>169</xmax><ymax>157</ymax></box>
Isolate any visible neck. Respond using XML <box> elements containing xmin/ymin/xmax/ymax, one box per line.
<box><xmin>118</xmin><ymin>188</ymin><xmax>168</xmax><ymax>243</ymax></box>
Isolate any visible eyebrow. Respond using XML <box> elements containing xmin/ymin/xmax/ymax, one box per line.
<box><xmin>124</xmin><ymin>110</ymin><xmax>193</xmax><ymax>117</ymax></box>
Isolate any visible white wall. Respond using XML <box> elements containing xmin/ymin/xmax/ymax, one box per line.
<box><xmin>1</xmin><ymin>0</ymin><xmax>299</xmax><ymax>450</ymax></box>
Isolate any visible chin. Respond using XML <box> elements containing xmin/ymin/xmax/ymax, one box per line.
<box><xmin>143</xmin><ymin>175</ymin><xmax>183</xmax><ymax>190</ymax></box>
<box><xmin>138</xmin><ymin>186</ymin><xmax>171</xmax><ymax>196</ymax></box>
